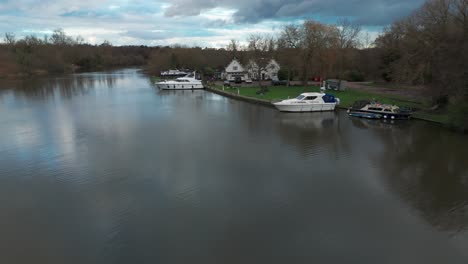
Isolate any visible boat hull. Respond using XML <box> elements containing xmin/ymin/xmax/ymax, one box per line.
<box><xmin>157</xmin><ymin>83</ymin><xmax>204</xmax><ymax>90</ymax></box>
<box><xmin>348</xmin><ymin>111</ymin><xmax>382</xmax><ymax>119</ymax></box>
<box><xmin>348</xmin><ymin>109</ymin><xmax>411</xmax><ymax>119</ymax></box>
<box><xmin>274</xmin><ymin>103</ymin><xmax>337</xmax><ymax>112</ymax></box>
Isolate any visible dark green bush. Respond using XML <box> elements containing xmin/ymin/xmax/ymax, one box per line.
<box><xmin>448</xmin><ymin>97</ymin><xmax>468</xmax><ymax>132</ymax></box>
<box><xmin>344</xmin><ymin>70</ymin><xmax>365</xmax><ymax>82</ymax></box>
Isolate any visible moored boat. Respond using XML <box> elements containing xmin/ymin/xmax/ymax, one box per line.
<box><xmin>348</xmin><ymin>111</ymin><xmax>382</xmax><ymax>119</ymax></box>
<box><xmin>155</xmin><ymin>72</ymin><xmax>204</xmax><ymax>90</ymax></box>
<box><xmin>160</xmin><ymin>69</ymin><xmax>189</xmax><ymax>77</ymax></box>
<box><xmin>273</xmin><ymin>93</ymin><xmax>340</xmax><ymax>112</ymax></box>
<box><xmin>347</xmin><ymin>100</ymin><xmax>411</xmax><ymax>119</ymax></box>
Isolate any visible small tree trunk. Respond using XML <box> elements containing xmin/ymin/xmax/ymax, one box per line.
<box><xmin>258</xmin><ymin>69</ymin><xmax>264</xmax><ymax>92</ymax></box>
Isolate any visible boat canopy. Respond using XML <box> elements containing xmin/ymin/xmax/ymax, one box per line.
<box><xmin>322</xmin><ymin>94</ymin><xmax>337</xmax><ymax>103</ymax></box>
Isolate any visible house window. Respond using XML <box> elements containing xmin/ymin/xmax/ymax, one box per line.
<box><xmin>233</xmin><ymin>66</ymin><xmax>238</xmax><ymax>71</ymax></box>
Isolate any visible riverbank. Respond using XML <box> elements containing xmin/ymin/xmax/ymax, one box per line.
<box><xmin>206</xmin><ymin>84</ymin><xmax>449</xmax><ymax>124</ymax></box>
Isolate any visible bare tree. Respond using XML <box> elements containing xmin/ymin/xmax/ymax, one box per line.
<box><xmin>361</xmin><ymin>32</ymin><xmax>373</xmax><ymax>49</ymax></box>
<box><xmin>337</xmin><ymin>18</ymin><xmax>362</xmax><ymax>49</ymax></box>
<box><xmin>246</xmin><ymin>33</ymin><xmax>274</xmax><ymax>92</ymax></box>
<box><xmin>336</xmin><ymin>18</ymin><xmax>361</xmax><ymax>81</ymax></box>
<box><xmin>4</xmin><ymin>32</ymin><xmax>15</xmax><ymax>45</ymax></box>
<box><xmin>226</xmin><ymin>39</ymin><xmax>240</xmax><ymax>59</ymax></box>
<box><xmin>278</xmin><ymin>24</ymin><xmax>302</xmax><ymax>48</ymax></box>
<box><xmin>300</xmin><ymin>20</ymin><xmax>339</xmax><ymax>85</ymax></box>
<box><xmin>278</xmin><ymin>24</ymin><xmax>302</xmax><ymax>86</ymax></box>
<box><xmin>75</xmin><ymin>35</ymin><xmax>85</xmax><ymax>45</ymax></box>
<box><xmin>51</xmin><ymin>29</ymin><xmax>75</xmax><ymax>45</ymax></box>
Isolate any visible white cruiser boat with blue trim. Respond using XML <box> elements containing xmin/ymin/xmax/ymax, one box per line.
<box><xmin>273</xmin><ymin>92</ymin><xmax>340</xmax><ymax>112</ymax></box>
<box><xmin>155</xmin><ymin>72</ymin><xmax>204</xmax><ymax>90</ymax></box>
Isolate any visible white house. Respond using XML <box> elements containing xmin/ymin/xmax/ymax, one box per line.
<box><xmin>223</xmin><ymin>59</ymin><xmax>249</xmax><ymax>82</ymax></box>
<box><xmin>223</xmin><ymin>58</ymin><xmax>280</xmax><ymax>82</ymax></box>
<box><xmin>246</xmin><ymin>59</ymin><xmax>280</xmax><ymax>81</ymax></box>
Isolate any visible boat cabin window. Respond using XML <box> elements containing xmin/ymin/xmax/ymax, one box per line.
<box><xmin>304</xmin><ymin>96</ymin><xmax>317</xmax><ymax>100</ymax></box>
<box><xmin>296</xmin><ymin>95</ymin><xmax>305</xmax><ymax>100</ymax></box>
<box><xmin>384</xmin><ymin>109</ymin><xmax>392</xmax><ymax>112</ymax></box>
<box><xmin>369</xmin><ymin>107</ymin><xmax>383</xmax><ymax>111</ymax></box>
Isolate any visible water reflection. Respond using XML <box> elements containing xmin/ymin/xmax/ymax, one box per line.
<box><xmin>0</xmin><ymin>175</ymin><xmax>104</xmax><ymax>264</ymax></box>
<box><xmin>349</xmin><ymin>117</ymin><xmax>408</xmax><ymax>130</ymax></box>
<box><xmin>0</xmin><ymin>69</ymin><xmax>138</xmax><ymax>103</ymax></box>
<box><xmin>0</xmin><ymin>69</ymin><xmax>467</xmax><ymax>263</ymax></box>
<box><xmin>273</xmin><ymin>112</ymin><xmax>352</xmax><ymax>159</ymax></box>
<box><xmin>373</xmin><ymin>123</ymin><xmax>468</xmax><ymax>233</ymax></box>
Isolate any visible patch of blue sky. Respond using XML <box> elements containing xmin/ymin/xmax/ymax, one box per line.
<box><xmin>123</xmin><ymin>4</ymin><xmax>162</xmax><ymax>14</ymax></box>
<box><xmin>61</xmin><ymin>9</ymin><xmax>123</xmax><ymax>19</ymax></box>
<box><xmin>362</xmin><ymin>25</ymin><xmax>384</xmax><ymax>33</ymax></box>
<box><xmin>60</xmin><ymin>3</ymin><xmax>163</xmax><ymax>19</ymax></box>
<box><xmin>0</xmin><ymin>9</ymin><xmax>25</xmax><ymax>17</ymax></box>
<box><xmin>99</xmin><ymin>0</ymin><xmax>164</xmax><ymax>15</ymax></box>
<box><xmin>219</xmin><ymin>24</ymin><xmax>241</xmax><ymax>30</ymax></box>
<box><xmin>181</xmin><ymin>29</ymin><xmax>218</xmax><ymax>38</ymax></box>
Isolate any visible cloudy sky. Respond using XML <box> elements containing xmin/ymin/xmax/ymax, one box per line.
<box><xmin>0</xmin><ymin>0</ymin><xmax>426</xmax><ymax>47</ymax></box>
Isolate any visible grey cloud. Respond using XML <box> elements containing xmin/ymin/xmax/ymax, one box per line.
<box><xmin>123</xmin><ymin>30</ymin><xmax>170</xmax><ymax>40</ymax></box>
<box><xmin>164</xmin><ymin>0</ymin><xmax>426</xmax><ymax>25</ymax></box>
<box><xmin>203</xmin><ymin>19</ymin><xmax>230</xmax><ymax>28</ymax></box>
<box><xmin>163</xmin><ymin>0</ymin><xmax>218</xmax><ymax>17</ymax></box>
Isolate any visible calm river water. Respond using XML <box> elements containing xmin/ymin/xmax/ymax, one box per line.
<box><xmin>0</xmin><ymin>68</ymin><xmax>467</xmax><ymax>264</ymax></box>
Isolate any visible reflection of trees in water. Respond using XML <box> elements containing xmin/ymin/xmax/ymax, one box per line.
<box><xmin>3</xmin><ymin>72</ymin><xmax>129</xmax><ymax>101</ymax></box>
<box><xmin>350</xmin><ymin>118</ymin><xmax>408</xmax><ymax>130</ymax></box>
<box><xmin>5</xmin><ymin>76</ymin><xmax>93</xmax><ymax>100</ymax></box>
<box><xmin>229</xmin><ymin>105</ymin><xmax>352</xmax><ymax>159</ymax></box>
<box><xmin>375</xmin><ymin>123</ymin><xmax>468</xmax><ymax>233</ymax></box>
<box><xmin>272</xmin><ymin>111</ymin><xmax>352</xmax><ymax>158</ymax></box>
<box><xmin>147</xmin><ymin>76</ymin><xmax>159</xmax><ymax>90</ymax></box>
<box><xmin>0</xmin><ymin>174</ymin><xmax>100</xmax><ymax>263</ymax></box>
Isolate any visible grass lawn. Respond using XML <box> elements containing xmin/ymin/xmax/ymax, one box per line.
<box><xmin>217</xmin><ymin>85</ymin><xmax>320</xmax><ymax>101</ymax></box>
<box><xmin>214</xmin><ymin>85</ymin><xmax>424</xmax><ymax>108</ymax></box>
<box><xmin>212</xmin><ymin>85</ymin><xmax>448</xmax><ymax>124</ymax></box>
<box><xmin>361</xmin><ymin>82</ymin><xmax>406</xmax><ymax>89</ymax></box>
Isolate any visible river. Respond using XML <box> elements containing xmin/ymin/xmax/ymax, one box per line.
<box><xmin>0</xmin><ymin>68</ymin><xmax>467</xmax><ymax>263</ymax></box>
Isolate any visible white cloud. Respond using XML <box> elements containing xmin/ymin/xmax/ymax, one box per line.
<box><xmin>0</xmin><ymin>0</ymin><xmax>417</xmax><ymax>47</ymax></box>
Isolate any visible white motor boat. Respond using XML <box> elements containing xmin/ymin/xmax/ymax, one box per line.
<box><xmin>273</xmin><ymin>92</ymin><xmax>340</xmax><ymax>112</ymax></box>
<box><xmin>160</xmin><ymin>69</ymin><xmax>189</xmax><ymax>77</ymax></box>
<box><xmin>155</xmin><ymin>72</ymin><xmax>204</xmax><ymax>90</ymax></box>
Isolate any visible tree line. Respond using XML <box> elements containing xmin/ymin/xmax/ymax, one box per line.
<box><xmin>0</xmin><ymin>29</ymin><xmax>152</xmax><ymax>76</ymax></box>
<box><xmin>375</xmin><ymin>0</ymin><xmax>467</xmax><ymax>129</ymax></box>
<box><xmin>146</xmin><ymin>20</ymin><xmax>377</xmax><ymax>84</ymax></box>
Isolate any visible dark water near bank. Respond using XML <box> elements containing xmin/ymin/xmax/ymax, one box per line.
<box><xmin>0</xmin><ymin>69</ymin><xmax>467</xmax><ymax>264</ymax></box>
